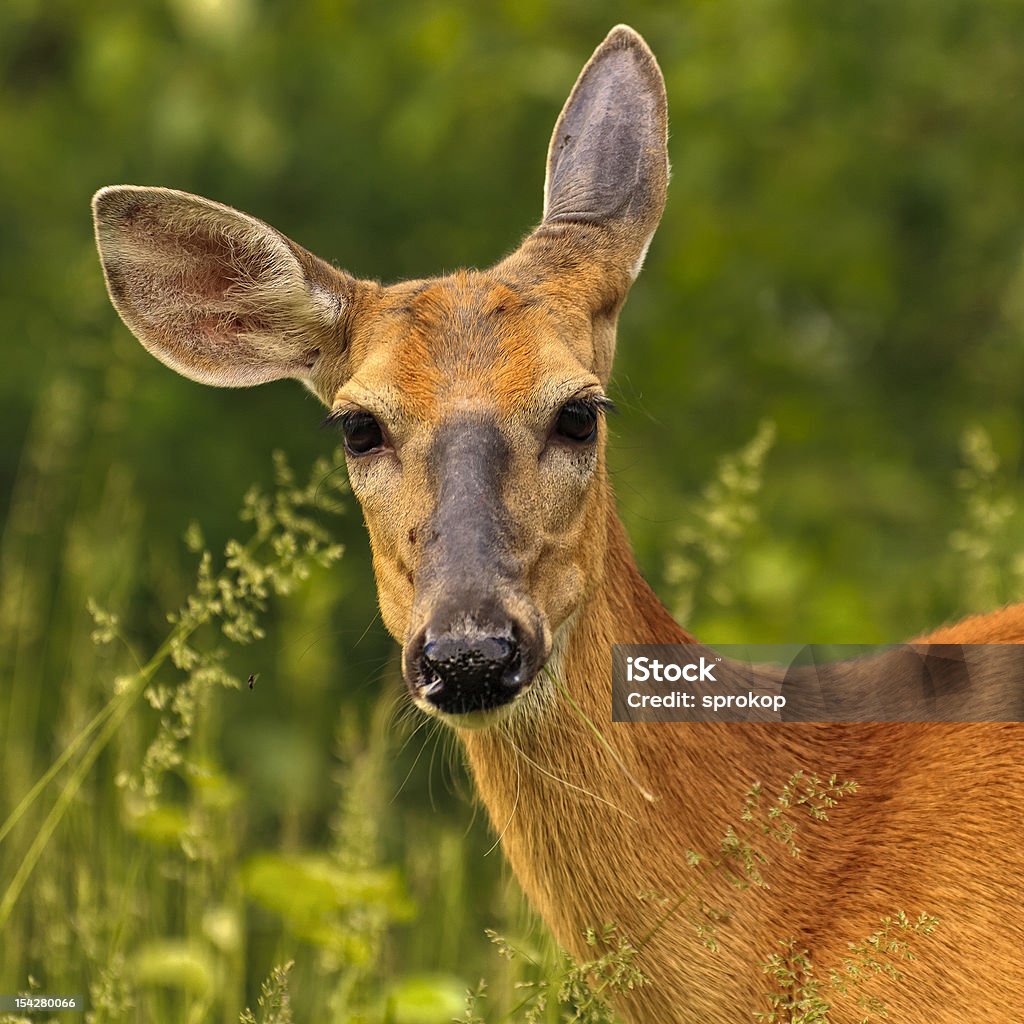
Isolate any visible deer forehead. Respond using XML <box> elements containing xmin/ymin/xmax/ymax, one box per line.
<box><xmin>337</xmin><ymin>270</ymin><xmax>600</xmax><ymax>424</ymax></box>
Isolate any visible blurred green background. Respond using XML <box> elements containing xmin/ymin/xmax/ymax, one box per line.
<box><xmin>1</xmin><ymin>0</ymin><xmax>1023</xmax><ymax>1021</ymax></box>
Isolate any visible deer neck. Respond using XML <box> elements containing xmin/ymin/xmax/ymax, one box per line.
<box><xmin>457</xmin><ymin>495</ymin><xmax>726</xmax><ymax>952</ymax></box>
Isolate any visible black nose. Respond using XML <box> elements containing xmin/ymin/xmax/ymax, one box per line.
<box><xmin>418</xmin><ymin>632</ymin><xmax>523</xmax><ymax>714</ymax></box>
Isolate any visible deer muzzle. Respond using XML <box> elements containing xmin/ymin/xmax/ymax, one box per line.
<box><xmin>403</xmin><ymin>414</ymin><xmax>549</xmax><ymax>716</ymax></box>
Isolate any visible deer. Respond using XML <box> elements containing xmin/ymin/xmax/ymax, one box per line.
<box><xmin>91</xmin><ymin>24</ymin><xmax>1024</xmax><ymax>1024</ymax></box>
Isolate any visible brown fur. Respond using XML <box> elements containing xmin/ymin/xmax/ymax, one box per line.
<box><xmin>92</xmin><ymin>24</ymin><xmax>1024</xmax><ymax>1024</ymax></box>
<box><xmin>464</xmin><ymin>509</ymin><xmax>1024</xmax><ymax>1023</ymax></box>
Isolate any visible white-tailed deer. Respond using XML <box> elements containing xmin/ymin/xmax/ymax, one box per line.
<box><xmin>92</xmin><ymin>25</ymin><xmax>1024</xmax><ymax>1024</ymax></box>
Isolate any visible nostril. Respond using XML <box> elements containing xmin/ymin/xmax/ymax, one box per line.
<box><xmin>422</xmin><ymin>635</ymin><xmax>517</xmax><ymax>680</ymax></box>
<box><xmin>482</xmin><ymin>635</ymin><xmax>514</xmax><ymax>668</ymax></box>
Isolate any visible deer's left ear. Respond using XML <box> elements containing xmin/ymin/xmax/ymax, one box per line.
<box><xmin>543</xmin><ymin>25</ymin><xmax>669</xmax><ymax>254</ymax></box>
<box><xmin>508</xmin><ymin>25</ymin><xmax>669</xmax><ymax>380</ymax></box>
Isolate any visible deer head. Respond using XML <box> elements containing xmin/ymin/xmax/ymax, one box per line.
<box><xmin>92</xmin><ymin>25</ymin><xmax>668</xmax><ymax>726</ymax></box>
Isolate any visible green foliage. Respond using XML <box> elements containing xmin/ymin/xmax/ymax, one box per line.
<box><xmin>0</xmin><ymin>439</ymin><xmax>488</xmax><ymax>1022</ymax></box>
<box><xmin>384</xmin><ymin>974</ymin><xmax>468</xmax><ymax>1024</ymax></box>
<box><xmin>113</xmin><ymin>446</ymin><xmax>347</xmax><ymax>802</ymax></box>
<box><xmin>557</xmin><ymin>928</ymin><xmax>646</xmax><ymax>1024</ymax></box>
<box><xmin>665</xmin><ymin>419</ymin><xmax>777</xmax><ymax>624</ymax></box>
<box><xmin>0</xmin><ymin>4</ymin><xmax>1020</xmax><ymax>1022</ymax></box>
<box><xmin>132</xmin><ymin>941</ymin><xmax>215</xmax><ymax>998</ymax></box>
<box><xmin>457</xmin><ymin>773</ymin><xmax>932</xmax><ymax>1024</ymax></box>
<box><xmin>239</xmin><ymin>961</ymin><xmax>294</xmax><ymax>1024</ymax></box>
<box><xmin>949</xmin><ymin>425</ymin><xmax>1023</xmax><ymax>610</ymax></box>
<box><xmin>757</xmin><ymin>912</ymin><xmax>940</xmax><ymax>1024</ymax></box>
<box><xmin>241</xmin><ymin>854</ymin><xmax>413</xmax><ymax>958</ymax></box>
<box><xmin>637</xmin><ymin>773</ymin><xmax>857</xmax><ymax>957</ymax></box>
<box><xmin>458</xmin><ymin>925</ymin><xmax>645</xmax><ymax>1024</ymax></box>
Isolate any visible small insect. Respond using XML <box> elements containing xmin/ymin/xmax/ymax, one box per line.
<box><xmin>247</xmin><ymin>673</ymin><xmax>259</xmax><ymax>690</ymax></box>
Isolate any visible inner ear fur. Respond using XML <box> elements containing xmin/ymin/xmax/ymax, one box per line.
<box><xmin>92</xmin><ymin>185</ymin><xmax>352</xmax><ymax>390</ymax></box>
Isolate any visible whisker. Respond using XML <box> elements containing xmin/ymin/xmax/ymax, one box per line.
<box><xmin>427</xmin><ymin>721</ymin><xmax>444</xmax><ymax>813</ymax></box>
<box><xmin>353</xmin><ymin>609</ymin><xmax>383</xmax><ymax>648</ymax></box>
<box><xmin>497</xmin><ymin>723</ymin><xmax>639</xmax><ymax>824</ymax></box>
<box><xmin>312</xmin><ymin>460</ymin><xmax>349</xmax><ymax>509</ymax></box>
<box><xmin>394</xmin><ymin>708</ymin><xmax>430</xmax><ymax>758</ymax></box>
<box><xmin>545</xmin><ymin>666</ymin><xmax>656</xmax><ymax>804</ymax></box>
<box><xmin>383</xmin><ymin>690</ymin><xmax>410</xmax><ymax>732</ymax></box>
<box><xmin>441</xmin><ymin>727</ymin><xmax>464</xmax><ymax>800</ymax></box>
<box><xmin>485</xmin><ymin>731</ymin><xmax>521</xmax><ymax>855</ymax></box>
<box><xmin>461</xmin><ymin>789</ymin><xmax>481</xmax><ymax>840</ymax></box>
<box><xmin>391</xmin><ymin>715</ymin><xmax>434</xmax><ymax>803</ymax></box>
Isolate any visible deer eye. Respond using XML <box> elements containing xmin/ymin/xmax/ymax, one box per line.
<box><xmin>340</xmin><ymin>411</ymin><xmax>385</xmax><ymax>455</ymax></box>
<box><xmin>554</xmin><ymin>400</ymin><xmax>599</xmax><ymax>444</ymax></box>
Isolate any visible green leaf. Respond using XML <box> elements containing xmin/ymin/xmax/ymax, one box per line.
<box><xmin>132</xmin><ymin>941</ymin><xmax>214</xmax><ymax>996</ymax></box>
<box><xmin>385</xmin><ymin>974</ymin><xmax>469</xmax><ymax>1024</ymax></box>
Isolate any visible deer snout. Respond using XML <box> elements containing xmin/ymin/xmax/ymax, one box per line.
<box><xmin>420</xmin><ymin>630</ymin><xmax>522</xmax><ymax>713</ymax></box>
<box><xmin>405</xmin><ymin>614</ymin><xmax>547</xmax><ymax>717</ymax></box>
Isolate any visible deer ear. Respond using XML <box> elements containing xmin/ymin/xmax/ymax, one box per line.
<box><xmin>92</xmin><ymin>186</ymin><xmax>349</xmax><ymax>389</ymax></box>
<box><xmin>540</xmin><ymin>25</ymin><xmax>669</xmax><ymax>283</ymax></box>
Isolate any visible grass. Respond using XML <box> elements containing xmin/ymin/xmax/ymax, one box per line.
<box><xmin>0</xmin><ymin>401</ymin><xmax>1019</xmax><ymax>1022</ymax></box>
<box><xmin>0</xmin><ymin>382</ymin><xmax>552</xmax><ymax>1023</ymax></box>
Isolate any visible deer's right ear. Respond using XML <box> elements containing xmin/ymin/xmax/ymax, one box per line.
<box><xmin>92</xmin><ymin>186</ymin><xmax>353</xmax><ymax>394</ymax></box>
